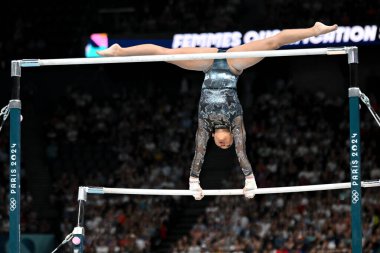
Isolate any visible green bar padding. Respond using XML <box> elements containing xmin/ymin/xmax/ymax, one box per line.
<box><xmin>9</xmin><ymin>108</ymin><xmax>21</xmax><ymax>253</ymax></box>
<box><xmin>349</xmin><ymin>96</ymin><xmax>362</xmax><ymax>253</ymax></box>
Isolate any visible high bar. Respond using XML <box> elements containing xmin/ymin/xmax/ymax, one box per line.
<box><xmin>18</xmin><ymin>47</ymin><xmax>352</xmax><ymax>67</ymax></box>
<box><xmin>85</xmin><ymin>179</ymin><xmax>380</xmax><ymax>196</ymax></box>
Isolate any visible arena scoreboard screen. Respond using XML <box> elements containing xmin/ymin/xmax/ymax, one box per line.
<box><xmin>86</xmin><ymin>25</ymin><xmax>379</xmax><ymax>57</ymax></box>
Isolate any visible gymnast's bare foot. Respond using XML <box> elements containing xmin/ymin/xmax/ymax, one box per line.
<box><xmin>96</xmin><ymin>44</ymin><xmax>121</xmax><ymax>56</ymax></box>
<box><xmin>313</xmin><ymin>22</ymin><xmax>338</xmax><ymax>36</ymax></box>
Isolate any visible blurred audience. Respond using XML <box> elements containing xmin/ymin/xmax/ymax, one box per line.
<box><xmin>1</xmin><ymin>1</ymin><xmax>380</xmax><ymax>252</ymax></box>
<box><xmin>42</xmin><ymin>77</ymin><xmax>380</xmax><ymax>252</ymax></box>
<box><xmin>2</xmin><ymin>0</ymin><xmax>379</xmax><ymax>65</ymax></box>
<box><xmin>44</xmin><ymin>82</ymin><xmax>198</xmax><ymax>252</ymax></box>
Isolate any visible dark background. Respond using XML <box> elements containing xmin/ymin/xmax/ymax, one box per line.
<box><xmin>0</xmin><ymin>1</ymin><xmax>380</xmax><ymax>253</ymax></box>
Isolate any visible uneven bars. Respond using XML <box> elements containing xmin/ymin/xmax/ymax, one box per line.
<box><xmin>18</xmin><ymin>47</ymin><xmax>351</xmax><ymax>67</ymax></box>
<box><xmin>84</xmin><ymin>179</ymin><xmax>380</xmax><ymax>196</ymax></box>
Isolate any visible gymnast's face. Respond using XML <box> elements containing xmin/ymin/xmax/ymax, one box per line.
<box><xmin>213</xmin><ymin>129</ymin><xmax>233</xmax><ymax>149</ymax></box>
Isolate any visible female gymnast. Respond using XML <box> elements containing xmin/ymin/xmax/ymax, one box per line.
<box><xmin>97</xmin><ymin>22</ymin><xmax>338</xmax><ymax>200</ymax></box>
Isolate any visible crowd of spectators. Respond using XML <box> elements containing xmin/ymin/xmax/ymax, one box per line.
<box><xmin>93</xmin><ymin>0</ymin><xmax>244</xmax><ymax>34</ymax></box>
<box><xmin>38</xmin><ymin>71</ymin><xmax>379</xmax><ymax>253</ymax></box>
<box><xmin>257</xmin><ymin>0</ymin><xmax>380</xmax><ymax>28</ymax></box>
<box><xmin>2</xmin><ymin>0</ymin><xmax>380</xmax><ymax>66</ymax></box>
<box><xmin>43</xmin><ymin>77</ymin><xmax>199</xmax><ymax>252</ymax></box>
<box><xmin>0</xmin><ymin>131</ymin><xmax>11</xmax><ymax>234</ymax></box>
<box><xmin>1</xmin><ymin>63</ymin><xmax>380</xmax><ymax>252</ymax></box>
<box><xmin>173</xmin><ymin>189</ymin><xmax>380</xmax><ymax>253</ymax></box>
<box><xmin>171</xmin><ymin>82</ymin><xmax>380</xmax><ymax>252</ymax></box>
<box><xmin>92</xmin><ymin>0</ymin><xmax>380</xmax><ymax>34</ymax></box>
<box><xmin>1</xmin><ymin>1</ymin><xmax>380</xmax><ymax>252</ymax></box>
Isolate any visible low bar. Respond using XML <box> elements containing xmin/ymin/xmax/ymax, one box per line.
<box><xmin>19</xmin><ymin>47</ymin><xmax>350</xmax><ymax>67</ymax></box>
<box><xmin>84</xmin><ymin>179</ymin><xmax>380</xmax><ymax>196</ymax></box>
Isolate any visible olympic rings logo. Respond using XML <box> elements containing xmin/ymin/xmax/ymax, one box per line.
<box><xmin>352</xmin><ymin>190</ymin><xmax>360</xmax><ymax>204</ymax></box>
<box><xmin>10</xmin><ymin>198</ymin><xmax>17</xmax><ymax>211</ymax></box>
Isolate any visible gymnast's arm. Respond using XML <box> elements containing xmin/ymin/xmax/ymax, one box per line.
<box><xmin>97</xmin><ymin>43</ymin><xmax>217</xmax><ymax>72</ymax></box>
<box><xmin>189</xmin><ymin>119</ymin><xmax>210</xmax><ymax>178</ymax></box>
<box><xmin>232</xmin><ymin>116</ymin><xmax>254</xmax><ymax>177</ymax></box>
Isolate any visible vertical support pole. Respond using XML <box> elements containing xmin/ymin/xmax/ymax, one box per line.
<box><xmin>9</xmin><ymin>61</ymin><xmax>22</xmax><ymax>253</ymax></box>
<box><xmin>347</xmin><ymin>47</ymin><xmax>362</xmax><ymax>253</ymax></box>
<box><xmin>72</xmin><ymin>187</ymin><xmax>87</xmax><ymax>253</ymax></box>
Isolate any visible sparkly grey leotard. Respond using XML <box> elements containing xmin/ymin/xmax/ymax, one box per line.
<box><xmin>190</xmin><ymin>50</ymin><xmax>253</xmax><ymax>178</ymax></box>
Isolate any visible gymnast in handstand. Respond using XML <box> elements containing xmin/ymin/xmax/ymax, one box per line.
<box><xmin>97</xmin><ymin>22</ymin><xmax>338</xmax><ymax>200</ymax></box>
